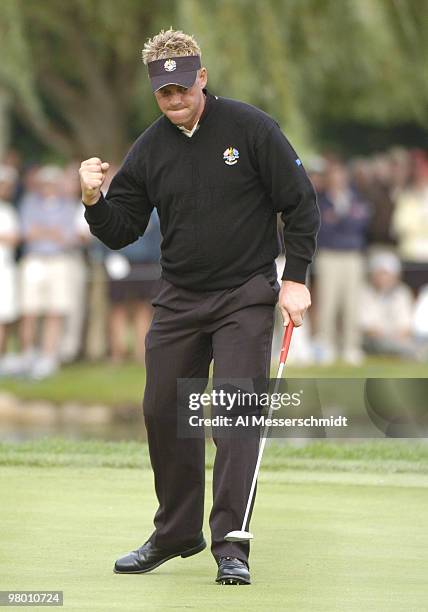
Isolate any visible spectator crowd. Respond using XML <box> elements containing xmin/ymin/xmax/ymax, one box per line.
<box><xmin>0</xmin><ymin>146</ymin><xmax>427</xmax><ymax>379</ymax></box>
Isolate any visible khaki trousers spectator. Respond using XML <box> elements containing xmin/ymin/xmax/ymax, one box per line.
<box><xmin>60</xmin><ymin>253</ymin><xmax>88</xmax><ymax>362</ymax></box>
<box><xmin>84</xmin><ymin>261</ymin><xmax>109</xmax><ymax>360</ymax></box>
<box><xmin>315</xmin><ymin>249</ymin><xmax>364</xmax><ymax>358</ymax></box>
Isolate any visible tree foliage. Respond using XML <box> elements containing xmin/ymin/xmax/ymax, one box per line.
<box><xmin>0</xmin><ymin>0</ymin><xmax>426</xmax><ymax>160</ymax></box>
<box><xmin>0</xmin><ymin>0</ymin><xmax>168</xmax><ymax>160</ymax></box>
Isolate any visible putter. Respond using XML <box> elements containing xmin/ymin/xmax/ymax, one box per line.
<box><xmin>224</xmin><ymin>321</ymin><xmax>295</xmax><ymax>542</ymax></box>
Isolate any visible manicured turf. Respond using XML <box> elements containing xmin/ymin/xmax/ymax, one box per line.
<box><xmin>1</xmin><ymin>438</ymin><xmax>428</xmax><ymax>472</ymax></box>
<box><xmin>0</xmin><ymin>357</ymin><xmax>426</xmax><ymax>406</ymax></box>
<box><xmin>1</xmin><ymin>440</ymin><xmax>427</xmax><ymax>610</ymax></box>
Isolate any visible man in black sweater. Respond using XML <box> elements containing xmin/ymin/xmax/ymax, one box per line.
<box><xmin>80</xmin><ymin>28</ymin><xmax>319</xmax><ymax>585</ymax></box>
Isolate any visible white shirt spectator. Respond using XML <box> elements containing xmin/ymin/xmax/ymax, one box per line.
<box><xmin>0</xmin><ymin>199</ymin><xmax>19</xmax><ymax>322</ymax></box>
<box><xmin>413</xmin><ymin>285</ymin><xmax>428</xmax><ymax>337</ymax></box>
<box><xmin>360</xmin><ymin>282</ymin><xmax>414</xmax><ymax>336</ymax></box>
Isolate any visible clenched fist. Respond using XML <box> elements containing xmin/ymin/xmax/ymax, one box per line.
<box><xmin>79</xmin><ymin>157</ymin><xmax>110</xmax><ymax>206</ymax></box>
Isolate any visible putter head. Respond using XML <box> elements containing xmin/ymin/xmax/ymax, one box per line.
<box><xmin>224</xmin><ymin>530</ymin><xmax>254</xmax><ymax>542</ymax></box>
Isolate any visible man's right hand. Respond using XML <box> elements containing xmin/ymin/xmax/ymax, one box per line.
<box><xmin>79</xmin><ymin>157</ymin><xmax>110</xmax><ymax>206</ymax></box>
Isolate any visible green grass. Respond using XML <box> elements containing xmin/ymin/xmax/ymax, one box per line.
<box><xmin>0</xmin><ymin>362</ymin><xmax>147</xmax><ymax>405</ymax></box>
<box><xmin>0</xmin><ymin>357</ymin><xmax>426</xmax><ymax>406</ymax></box>
<box><xmin>1</xmin><ymin>439</ymin><xmax>427</xmax><ymax>611</ymax></box>
<box><xmin>1</xmin><ymin>438</ymin><xmax>428</xmax><ymax>473</ymax></box>
<box><xmin>286</xmin><ymin>357</ymin><xmax>428</xmax><ymax>378</ymax></box>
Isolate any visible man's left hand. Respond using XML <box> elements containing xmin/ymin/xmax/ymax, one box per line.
<box><xmin>278</xmin><ymin>280</ymin><xmax>311</xmax><ymax>327</ymax></box>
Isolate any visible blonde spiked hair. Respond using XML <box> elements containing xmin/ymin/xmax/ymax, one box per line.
<box><xmin>142</xmin><ymin>28</ymin><xmax>201</xmax><ymax>65</ymax></box>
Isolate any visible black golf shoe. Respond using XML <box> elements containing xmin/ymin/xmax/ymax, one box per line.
<box><xmin>114</xmin><ymin>534</ymin><xmax>206</xmax><ymax>574</ymax></box>
<box><xmin>216</xmin><ymin>556</ymin><xmax>251</xmax><ymax>585</ymax></box>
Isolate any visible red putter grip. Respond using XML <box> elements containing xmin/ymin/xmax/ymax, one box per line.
<box><xmin>280</xmin><ymin>322</ymin><xmax>294</xmax><ymax>364</ymax></box>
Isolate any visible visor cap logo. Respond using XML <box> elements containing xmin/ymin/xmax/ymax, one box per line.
<box><xmin>164</xmin><ymin>59</ymin><xmax>177</xmax><ymax>72</ymax></box>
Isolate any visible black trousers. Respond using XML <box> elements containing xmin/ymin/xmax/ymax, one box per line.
<box><xmin>143</xmin><ymin>273</ymin><xmax>278</xmax><ymax>562</ymax></box>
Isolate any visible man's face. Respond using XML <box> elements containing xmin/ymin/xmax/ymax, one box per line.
<box><xmin>154</xmin><ymin>68</ymin><xmax>208</xmax><ymax>129</ymax></box>
<box><xmin>326</xmin><ymin>164</ymin><xmax>349</xmax><ymax>192</ymax></box>
<box><xmin>372</xmin><ymin>269</ymin><xmax>398</xmax><ymax>292</ymax></box>
<box><xmin>37</xmin><ymin>178</ymin><xmax>62</xmax><ymax>199</ymax></box>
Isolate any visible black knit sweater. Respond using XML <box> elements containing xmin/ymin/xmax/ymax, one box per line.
<box><xmin>84</xmin><ymin>90</ymin><xmax>319</xmax><ymax>290</ymax></box>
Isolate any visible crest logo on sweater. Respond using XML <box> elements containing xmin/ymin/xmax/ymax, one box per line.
<box><xmin>223</xmin><ymin>147</ymin><xmax>240</xmax><ymax>166</ymax></box>
<box><xmin>164</xmin><ymin>59</ymin><xmax>177</xmax><ymax>72</ymax></box>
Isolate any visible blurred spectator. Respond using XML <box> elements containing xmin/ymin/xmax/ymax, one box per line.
<box><xmin>314</xmin><ymin>160</ymin><xmax>370</xmax><ymax>364</ymax></box>
<box><xmin>349</xmin><ymin>157</ymin><xmax>372</xmax><ymax>198</ymax></box>
<box><xmin>412</xmin><ymin>285</ymin><xmax>428</xmax><ymax>359</ymax></box>
<box><xmin>351</xmin><ymin>155</ymin><xmax>396</xmax><ymax>248</ymax></box>
<box><xmin>306</xmin><ymin>156</ymin><xmax>327</xmax><ymax>196</ymax></box>
<box><xmin>291</xmin><ymin>155</ymin><xmax>329</xmax><ymax>364</ymax></box>
<box><xmin>17</xmin><ymin>165</ymin><xmax>86</xmax><ymax>379</ymax></box>
<box><xmin>413</xmin><ymin>285</ymin><xmax>428</xmax><ymax>337</ymax></box>
<box><xmin>361</xmin><ymin>252</ymin><xmax>415</xmax><ymax>358</ymax></box>
<box><xmin>392</xmin><ymin>150</ymin><xmax>428</xmax><ymax>293</ymax></box>
<box><xmin>106</xmin><ymin>210</ymin><xmax>161</xmax><ymax>363</ymax></box>
<box><xmin>0</xmin><ymin>165</ymin><xmax>19</xmax><ymax>358</ymax></box>
<box><xmin>1</xmin><ymin>149</ymin><xmax>23</xmax><ymax>204</ymax></box>
<box><xmin>19</xmin><ymin>165</ymin><xmax>40</xmax><ymax>203</ymax></box>
<box><xmin>388</xmin><ymin>147</ymin><xmax>412</xmax><ymax>199</ymax></box>
<box><xmin>59</xmin><ymin>162</ymin><xmax>91</xmax><ymax>362</ymax></box>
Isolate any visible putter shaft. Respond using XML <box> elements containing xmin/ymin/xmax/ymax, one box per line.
<box><xmin>239</xmin><ymin>322</ymin><xmax>294</xmax><ymax>534</ymax></box>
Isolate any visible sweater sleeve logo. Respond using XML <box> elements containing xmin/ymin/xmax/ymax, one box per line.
<box><xmin>223</xmin><ymin>147</ymin><xmax>240</xmax><ymax>166</ymax></box>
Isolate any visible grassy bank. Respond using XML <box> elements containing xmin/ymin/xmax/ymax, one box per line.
<box><xmin>1</xmin><ymin>438</ymin><xmax>427</xmax><ymax>473</ymax></box>
<box><xmin>0</xmin><ymin>357</ymin><xmax>426</xmax><ymax>406</ymax></box>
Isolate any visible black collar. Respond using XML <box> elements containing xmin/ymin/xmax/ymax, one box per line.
<box><xmin>198</xmin><ymin>88</ymin><xmax>216</xmax><ymax>125</ymax></box>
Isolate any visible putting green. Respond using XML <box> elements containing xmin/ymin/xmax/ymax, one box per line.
<box><xmin>1</xmin><ymin>451</ymin><xmax>427</xmax><ymax>611</ymax></box>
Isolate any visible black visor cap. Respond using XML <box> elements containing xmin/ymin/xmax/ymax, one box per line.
<box><xmin>147</xmin><ymin>55</ymin><xmax>201</xmax><ymax>92</ymax></box>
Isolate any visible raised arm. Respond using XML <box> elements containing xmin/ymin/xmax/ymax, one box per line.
<box><xmin>80</xmin><ymin>156</ymin><xmax>154</xmax><ymax>250</ymax></box>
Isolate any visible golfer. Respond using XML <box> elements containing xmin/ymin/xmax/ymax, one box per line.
<box><xmin>79</xmin><ymin>28</ymin><xmax>320</xmax><ymax>585</ymax></box>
